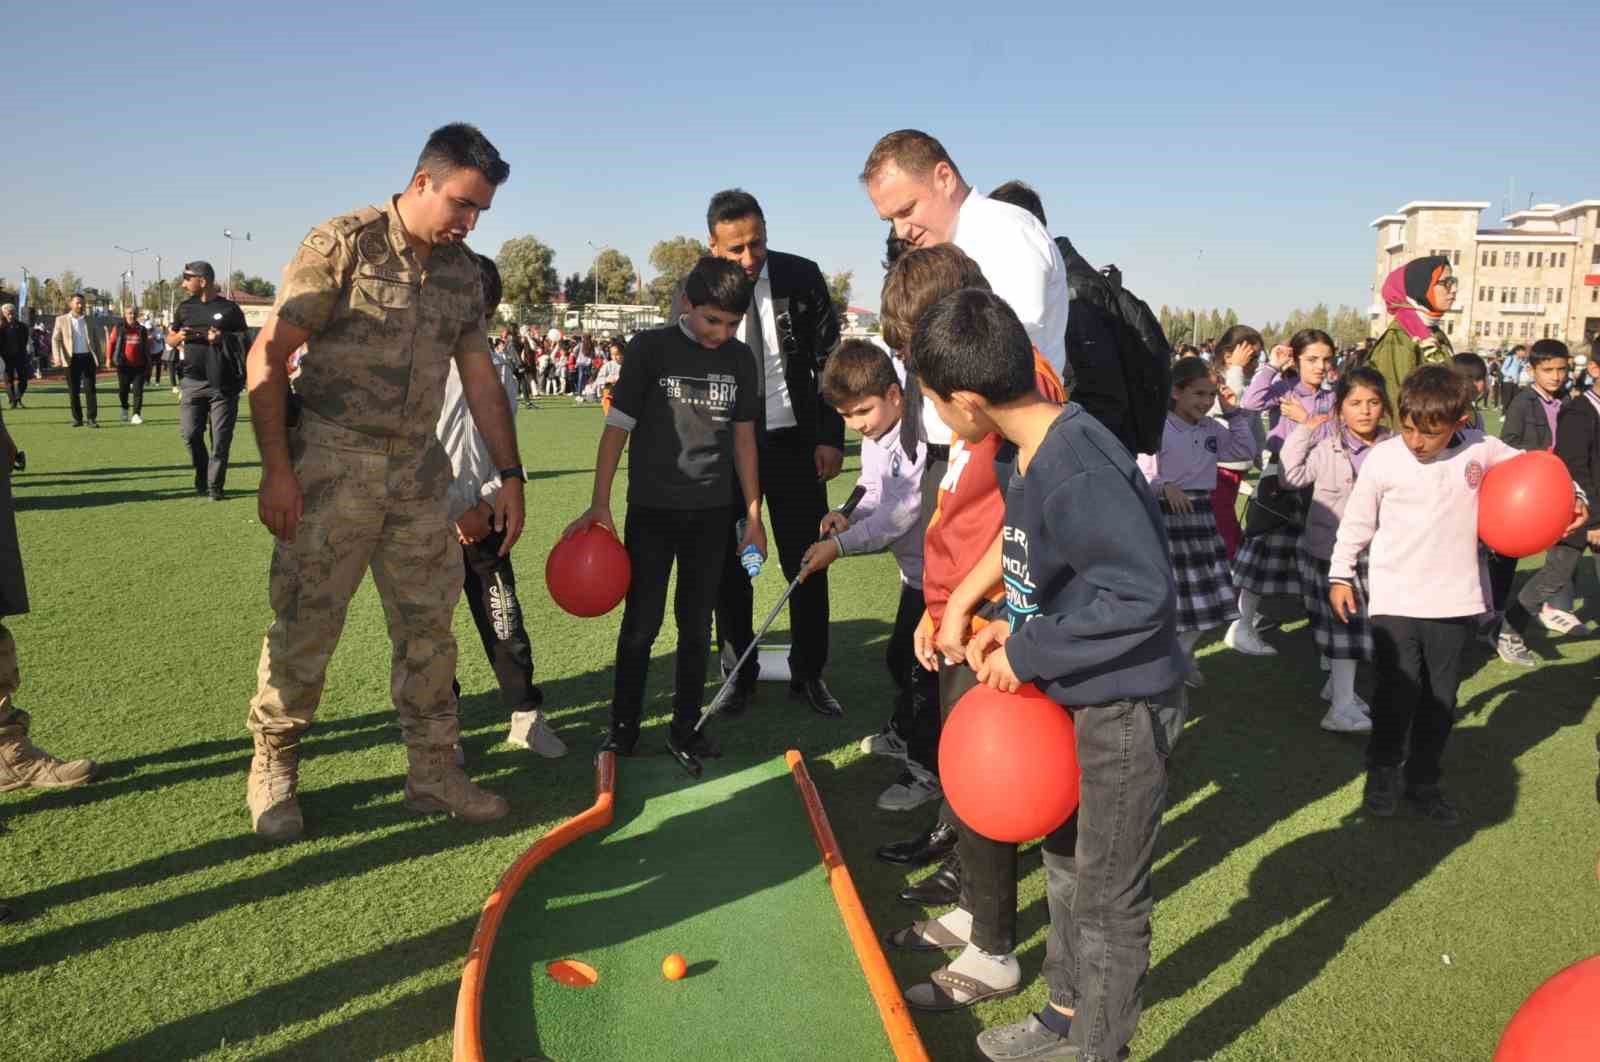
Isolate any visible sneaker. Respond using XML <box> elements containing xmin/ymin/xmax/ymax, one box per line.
<box><xmin>1363</xmin><ymin>764</ymin><xmax>1403</xmax><ymax>817</ymax></box>
<box><xmin>86</xmin><ymin>419</ymin><xmax>97</xmax><ymax>428</ymax></box>
<box><xmin>70</xmin><ymin>420</ymin><xmax>83</xmax><ymax>428</ymax></box>
<box><xmin>171</xmin><ymin>386</ymin><xmax>180</xmax><ymax>395</ymax></box>
<box><xmin>1404</xmin><ymin>784</ymin><xmax>1460</xmax><ymax>825</ymax></box>
<box><xmin>1320</xmin><ymin>702</ymin><xmax>1372</xmax><ymax>734</ymax></box>
<box><xmin>860</xmin><ymin>726</ymin><xmax>908</xmax><ymax>760</ymax></box>
<box><xmin>130</xmin><ymin>413</ymin><xmax>143</xmax><ymax>425</ymax></box>
<box><xmin>1538</xmin><ymin>605</ymin><xmax>1591</xmax><ymax>636</ymax></box>
<box><xmin>119</xmin><ymin>409</ymin><xmax>129</xmax><ymax>422</ymax></box>
<box><xmin>1496</xmin><ymin>628</ymin><xmax>1538</xmax><ymax>668</ymax></box>
<box><xmin>1224</xmin><ymin>619</ymin><xmax>1279</xmax><ymax>656</ymax></box>
<box><xmin>877</xmin><ymin>770</ymin><xmax>942</xmax><ymax>812</ymax></box>
<box><xmin>507</xmin><ymin>709</ymin><xmax>567</xmax><ymax>758</ymax></box>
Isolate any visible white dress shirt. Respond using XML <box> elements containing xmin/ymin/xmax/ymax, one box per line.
<box><xmin>740</xmin><ymin>261</ymin><xmax>796</xmax><ymax>431</ymax></box>
<box><xmin>914</xmin><ymin>190</ymin><xmax>1069</xmax><ymax>445</ymax></box>
<box><xmin>70</xmin><ymin>313</ymin><xmax>90</xmax><ymax>354</ymax></box>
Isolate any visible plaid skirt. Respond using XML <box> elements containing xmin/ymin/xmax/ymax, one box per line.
<box><xmin>1297</xmin><ymin>547</ymin><xmax>1374</xmax><ymax>660</ymax></box>
<box><xmin>1232</xmin><ymin>525</ymin><xmax>1303</xmax><ymax>597</ymax></box>
<box><xmin>1161</xmin><ymin>493</ymin><xmax>1240</xmax><ymax>632</ymax></box>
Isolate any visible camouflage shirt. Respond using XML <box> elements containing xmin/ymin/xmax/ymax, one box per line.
<box><xmin>273</xmin><ymin>197</ymin><xmax>488</xmax><ymax>440</ymax></box>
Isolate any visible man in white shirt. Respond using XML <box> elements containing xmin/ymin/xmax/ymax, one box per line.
<box><xmin>705</xmin><ymin>189</ymin><xmax>849</xmax><ymax>720</ymax></box>
<box><xmin>50</xmin><ymin>294</ymin><xmax>103</xmax><ymax>427</ymax></box>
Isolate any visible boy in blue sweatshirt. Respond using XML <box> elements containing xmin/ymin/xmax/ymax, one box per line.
<box><xmin>914</xmin><ymin>288</ymin><xmax>1185</xmax><ymax>1062</ymax></box>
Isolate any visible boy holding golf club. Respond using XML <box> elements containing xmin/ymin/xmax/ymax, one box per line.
<box><xmin>563</xmin><ymin>257</ymin><xmax>765</xmax><ymax>775</ymax></box>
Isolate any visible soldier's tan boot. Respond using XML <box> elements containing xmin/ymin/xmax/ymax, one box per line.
<box><xmin>248</xmin><ymin>733</ymin><xmax>304</xmax><ymax>842</ymax></box>
<box><xmin>0</xmin><ymin>711</ymin><xmax>96</xmax><ymax>792</ymax></box>
<box><xmin>403</xmin><ymin>746</ymin><xmax>509</xmax><ymax>823</ymax></box>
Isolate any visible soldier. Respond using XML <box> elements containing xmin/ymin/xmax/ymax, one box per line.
<box><xmin>241</xmin><ymin>123</ymin><xmax>525</xmax><ymax>842</ymax></box>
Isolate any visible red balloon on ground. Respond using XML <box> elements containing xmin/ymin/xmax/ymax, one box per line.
<box><xmin>546</xmin><ymin>525</ymin><xmax>631</xmax><ymax>617</ymax></box>
<box><xmin>1478</xmin><ymin>450</ymin><xmax>1575</xmax><ymax>558</ymax></box>
<box><xmin>1494</xmin><ymin>954</ymin><xmax>1600</xmax><ymax>1061</ymax></box>
<box><xmin>939</xmin><ymin>683</ymin><xmax>1080</xmax><ymax>843</ymax></box>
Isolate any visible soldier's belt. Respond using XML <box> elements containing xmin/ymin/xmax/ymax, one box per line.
<box><xmin>297</xmin><ymin>408</ymin><xmax>433</xmax><ymax>456</ymax></box>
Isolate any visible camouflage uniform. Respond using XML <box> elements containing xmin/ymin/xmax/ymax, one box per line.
<box><xmin>246</xmin><ymin>198</ymin><xmax>503</xmax><ymax>838</ymax></box>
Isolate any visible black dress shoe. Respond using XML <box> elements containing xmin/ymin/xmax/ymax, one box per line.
<box><xmin>899</xmin><ymin>854</ymin><xmax>962</xmax><ymax>906</ymax></box>
<box><xmin>790</xmin><ymin>676</ymin><xmax>844</xmax><ymax>717</ymax></box>
<box><xmin>666</xmin><ymin>728</ymin><xmax>721</xmax><ymax>778</ymax></box>
<box><xmin>597</xmin><ymin>731</ymin><xmax>637</xmax><ymax>757</ymax></box>
<box><xmin>876</xmin><ymin>820</ymin><xmax>957</xmax><ymax>866</ymax></box>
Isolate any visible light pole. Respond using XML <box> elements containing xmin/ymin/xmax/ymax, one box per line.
<box><xmin>223</xmin><ymin>229</ymin><xmax>251</xmax><ymax>297</ymax></box>
<box><xmin>1190</xmin><ymin>250</ymin><xmax>1204</xmax><ymax>348</ymax></box>
<box><xmin>114</xmin><ymin>244</ymin><xmax>148</xmax><ymax>313</ymax></box>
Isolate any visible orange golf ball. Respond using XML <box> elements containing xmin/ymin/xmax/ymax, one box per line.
<box><xmin>661</xmin><ymin>953</ymin><xmax>687</xmax><ymax>981</ymax></box>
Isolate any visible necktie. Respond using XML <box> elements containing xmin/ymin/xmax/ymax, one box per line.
<box><xmin>745</xmin><ymin>297</ymin><xmax>765</xmax><ymax>366</ymax></box>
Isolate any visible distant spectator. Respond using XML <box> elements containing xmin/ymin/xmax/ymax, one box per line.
<box><xmin>0</xmin><ymin>304</ymin><xmax>29</xmax><ymax>408</ymax></box>
<box><xmin>50</xmin><ymin>293</ymin><xmax>104</xmax><ymax>427</ymax></box>
<box><xmin>108</xmin><ymin>306</ymin><xmax>150</xmax><ymax>424</ymax></box>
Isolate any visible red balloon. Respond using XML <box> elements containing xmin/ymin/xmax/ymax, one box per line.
<box><xmin>939</xmin><ymin>683</ymin><xmax>1080</xmax><ymax>843</ymax></box>
<box><xmin>1495</xmin><ymin>955</ymin><xmax>1600</xmax><ymax>1061</ymax></box>
<box><xmin>546</xmin><ymin>525</ymin><xmax>631</xmax><ymax>617</ymax></box>
<box><xmin>1478</xmin><ymin>451</ymin><xmax>1575</xmax><ymax>559</ymax></box>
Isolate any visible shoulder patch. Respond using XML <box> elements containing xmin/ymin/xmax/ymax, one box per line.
<box><xmin>301</xmin><ymin>229</ymin><xmax>337</xmax><ymax>258</ymax></box>
<box><xmin>326</xmin><ymin>205</ymin><xmax>386</xmax><ymax>237</ymax></box>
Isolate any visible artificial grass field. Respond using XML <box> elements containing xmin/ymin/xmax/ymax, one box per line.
<box><xmin>480</xmin><ymin>754</ymin><xmax>886</xmax><ymax>1061</ymax></box>
<box><xmin>0</xmin><ymin>381</ymin><xmax>1596</xmax><ymax>1061</ymax></box>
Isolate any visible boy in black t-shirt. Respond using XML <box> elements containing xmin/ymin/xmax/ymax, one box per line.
<box><xmin>564</xmin><ymin>257</ymin><xmax>765</xmax><ymax>771</ymax></box>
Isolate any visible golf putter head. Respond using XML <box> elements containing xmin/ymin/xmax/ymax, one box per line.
<box><xmin>667</xmin><ymin>741</ymin><xmax>704</xmax><ymax>779</ymax></box>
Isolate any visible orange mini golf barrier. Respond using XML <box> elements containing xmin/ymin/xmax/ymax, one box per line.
<box><xmin>786</xmin><ymin>749</ymin><xmax>930</xmax><ymax>1062</ymax></box>
<box><xmin>452</xmin><ymin>749</ymin><xmax>927</xmax><ymax>1061</ymax></box>
<box><xmin>452</xmin><ymin>751</ymin><xmax>616</xmax><ymax>1062</ymax></box>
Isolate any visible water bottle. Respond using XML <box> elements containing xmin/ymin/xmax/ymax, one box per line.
<box><xmin>735</xmin><ymin>519</ymin><xmax>763</xmax><ymax>579</ymax></box>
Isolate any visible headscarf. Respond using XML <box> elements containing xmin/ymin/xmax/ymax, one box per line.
<box><xmin>1382</xmin><ymin>255</ymin><xmax>1452</xmax><ymax>349</ymax></box>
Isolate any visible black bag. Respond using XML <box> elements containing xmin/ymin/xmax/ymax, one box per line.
<box><xmin>1242</xmin><ymin>474</ymin><xmax>1310</xmax><ymax>538</ymax></box>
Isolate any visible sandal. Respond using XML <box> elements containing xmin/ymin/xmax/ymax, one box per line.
<box><xmin>904</xmin><ymin>964</ymin><xmax>1021</xmax><ymax>1012</ymax></box>
<box><xmin>884</xmin><ymin>918</ymin><xmax>968</xmax><ymax>952</ymax></box>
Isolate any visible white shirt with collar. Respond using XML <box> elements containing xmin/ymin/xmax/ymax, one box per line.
<box><xmin>70</xmin><ymin>313</ymin><xmax>90</xmax><ymax>355</ymax></box>
<box><xmin>740</xmin><ymin>261</ymin><xmax>797</xmax><ymax>431</ymax></box>
<box><xmin>915</xmin><ymin>190</ymin><xmax>1068</xmax><ymax>446</ymax></box>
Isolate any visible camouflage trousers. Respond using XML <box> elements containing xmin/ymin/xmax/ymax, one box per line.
<box><xmin>247</xmin><ymin>411</ymin><xmax>464</xmax><ymax>748</ymax></box>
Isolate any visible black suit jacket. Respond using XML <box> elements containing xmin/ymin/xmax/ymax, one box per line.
<box><xmin>764</xmin><ymin>250</ymin><xmax>844</xmax><ymax>451</ymax></box>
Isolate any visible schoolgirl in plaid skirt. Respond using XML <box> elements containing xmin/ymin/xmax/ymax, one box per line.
<box><xmin>1137</xmin><ymin>359</ymin><xmax>1260</xmax><ymax>684</ymax></box>
<box><xmin>1280</xmin><ymin>363</ymin><xmax>1394</xmax><ymax>732</ymax></box>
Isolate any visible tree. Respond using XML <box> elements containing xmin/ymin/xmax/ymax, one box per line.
<box><xmin>228</xmin><ymin>271</ymin><xmax>276</xmax><ymax>298</ymax></box>
<box><xmin>40</xmin><ymin>279</ymin><xmax>64</xmax><ymax>314</ymax></box>
<box><xmin>827</xmin><ymin>270</ymin><xmax>853</xmax><ymax>326</ymax></box>
<box><xmin>562</xmin><ymin>272</ymin><xmax>587</xmax><ymax>308</ymax></box>
<box><xmin>644</xmin><ymin>236</ymin><xmax>708</xmax><ymax>311</ymax></box>
<box><xmin>25</xmin><ymin>276</ymin><xmax>47</xmax><ymax>315</ymax></box>
<box><xmin>496</xmin><ymin>235</ymin><xmax>560</xmax><ymax>312</ymax></box>
<box><xmin>142</xmin><ymin>279</ymin><xmax>184</xmax><ymax>317</ymax></box>
<box><xmin>590</xmin><ymin>249</ymin><xmax>636</xmax><ymax>304</ymax></box>
<box><xmin>56</xmin><ymin>270</ymin><xmax>83</xmax><ymax>303</ymax></box>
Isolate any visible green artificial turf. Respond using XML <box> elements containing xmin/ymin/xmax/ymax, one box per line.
<box><xmin>0</xmin><ymin>384</ymin><xmax>1595</xmax><ymax>1061</ymax></box>
<box><xmin>480</xmin><ymin>754</ymin><xmax>887</xmax><ymax>1062</ymax></box>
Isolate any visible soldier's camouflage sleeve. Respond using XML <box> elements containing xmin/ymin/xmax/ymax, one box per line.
<box><xmin>273</xmin><ymin>227</ymin><xmax>351</xmax><ymax>336</ymax></box>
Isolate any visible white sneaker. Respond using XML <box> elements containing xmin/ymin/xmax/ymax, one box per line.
<box><xmin>1224</xmin><ymin>620</ymin><xmax>1279</xmax><ymax>656</ymax></box>
<box><xmin>130</xmin><ymin>413</ymin><xmax>143</xmax><ymax>425</ymax></box>
<box><xmin>507</xmin><ymin>709</ymin><xmax>568</xmax><ymax>758</ymax></box>
<box><xmin>859</xmin><ymin>728</ymin><xmax>908</xmax><ymax>759</ymax></box>
<box><xmin>876</xmin><ymin>771</ymin><xmax>942</xmax><ymax>812</ymax></box>
<box><xmin>171</xmin><ymin>385</ymin><xmax>180</xmax><ymax>395</ymax></box>
<box><xmin>1321</xmin><ymin>703</ymin><xmax>1372</xmax><ymax>733</ymax></box>
<box><xmin>1351</xmin><ymin>694</ymin><xmax>1372</xmax><ymax>717</ymax></box>
<box><xmin>1538</xmin><ymin>605</ymin><xmax>1594</xmax><ymax>636</ymax></box>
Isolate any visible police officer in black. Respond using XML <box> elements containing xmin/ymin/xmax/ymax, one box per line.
<box><xmin>166</xmin><ymin>262</ymin><xmax>247</xmax><ymax>500</ymax></box>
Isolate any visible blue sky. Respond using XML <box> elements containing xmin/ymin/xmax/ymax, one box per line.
<box><xmin>8</xmin><ymin>1</ymin><xmax>1597</xmax><ymax>322</ymax></box>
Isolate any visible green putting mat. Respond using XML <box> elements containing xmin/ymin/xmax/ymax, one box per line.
<box><xmin>480</xmin><ymin>754</ymin><xmax>892</xmax><ymax>1062</ymax></box>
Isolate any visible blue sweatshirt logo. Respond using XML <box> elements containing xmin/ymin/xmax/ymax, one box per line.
<box><xmin>1001</xmin><ymin>525</ymin><xmax>1038</xmax><ymax>632</ymax></box>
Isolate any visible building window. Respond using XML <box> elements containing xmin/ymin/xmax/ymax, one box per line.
<box><xmin>1556</xmin><ymin>288</ymin><xmax>1563</xmax><ymax>303</ymax></box>
<box><xmin>1452</xmin><ymin>250</ymin><xmax>1460</xmax><ymax>265</ymax></box>
<box><xmin>1489</xmin><ymin>251</ymin><xmax>1498</xmax><ymax>267</ymax></box>
<box><xmin>1557</xmin><ymin>252</ymin><xmax>1566</xmax><ymax>267</ymax></box>
<box><xmin>1481</xmin><ymin>251</ymin><xmax>1489</xmax><ymax>267</ymax></box>
<box><xmin>1592</xmin><ymin>246</ymin><xmax>1600</xmax><ymax>265</ymax></box>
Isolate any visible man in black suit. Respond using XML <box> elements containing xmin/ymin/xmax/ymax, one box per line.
<box><xmin>706</xmin><ymin>189</ymin><xmax>847</xmax><ymax>718</ymax></box>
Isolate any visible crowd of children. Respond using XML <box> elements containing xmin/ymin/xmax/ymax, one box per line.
<box><xmin>554</xmin><ymin>221</ymin><xmax>1590</xmax><ymax>1061</ymax></box>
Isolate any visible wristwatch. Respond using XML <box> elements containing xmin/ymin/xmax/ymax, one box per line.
<box><xmin>498</xmin><ymin>466</ymin><xmax>527</xmax><ymax>483</ymax></box>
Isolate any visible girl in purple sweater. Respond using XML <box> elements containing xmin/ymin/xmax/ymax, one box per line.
<box><xmin>1230</xmin><ymin>328</ymin><xmax>1339</xmax><ymax>655</ymax></box>
<box><xmin>1280</xmin><ymin>366</ymin><xmax>1392</xmax><ymax>735</ymax></box>
<box><xmin>1138</xmin><ymin>358</ymin><xmax>1258</xmax><ymax>685</ymax></box>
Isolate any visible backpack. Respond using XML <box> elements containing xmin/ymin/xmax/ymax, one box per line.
<box><xmin>1055</xmin><ymin>237</ymin><xmax>1172</xmax><ymax>456</ymax></box>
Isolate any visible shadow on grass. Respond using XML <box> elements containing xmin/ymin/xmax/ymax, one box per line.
<box><xmin>1142</xmin><ymin>653</ymin><xmax>1589</xmax><ymax>1062</ymax></box>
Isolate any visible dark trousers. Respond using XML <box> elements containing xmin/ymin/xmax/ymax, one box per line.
<box><xmin>178</xmin><ymin>378</ymin><xmax>240</xmax><ymax>494</ymax></box>
<box><xmin>611</xmin><ymin>504</ymin><xmax>734</xmax><ymax>741</ymax></box>
<box><xmin>716</xmin><ymin>427</ymin><xmax>831</xmax><ymax>687</ymax></box>
<box><xmin>886</xmin><ymin>583</ymin><xmax>942</xmax><ymax>774</ymax></box>
<box><xmin>148</xmin><ymin>356</ymin><xmax>162</xmax><ymax>383</ymax></box>
<box><xmin>1500</xmin><ymin>381</ymin><xmax>1520</xmax><ymax>416</ymax></box>
<box><xmin>461</xmin><ymin>529</ymin><xmax>539</xmax><ymax>711</ymax></box>
<box><xmin>1043</xmin><ymin>696</ymin><xmax>1176</xmax><ymax>1062</ymax></box>
<box><xmin>4</xmin><ymin>359</ymin><xmax>28</xmax><ymax>406</ymax></box>
<box><xmin>67</xmin><ymin>354</ymin><xmax>98</xmax><ymax>423</ymax></box>
<box><xmin>1507</xmin><ymin>542</ymin><xmax>1596</xmax><ymax>633</ymax></box>
<box><xmin>1367</xmin><ymin>615</ymin><xmax>1471</xmax><ymax>787</ymax></box>
<box><xmin>117</xmin><ymin>366</ymin><xmax>146</xmax><ymax>415</ymax></box>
